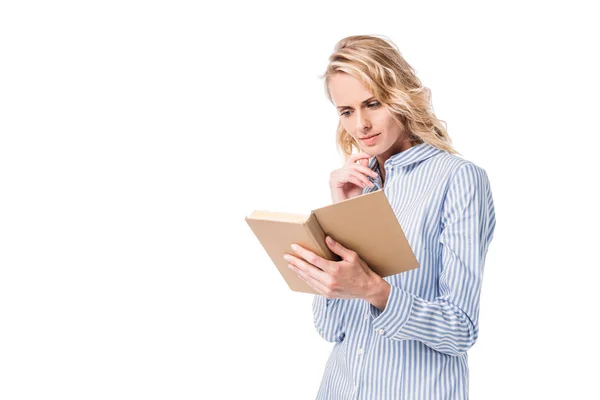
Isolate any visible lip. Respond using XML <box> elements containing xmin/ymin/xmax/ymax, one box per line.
<box><xmin>360</xmin><ymin>133</ymin><xmax>381</xmax><ymax>144</ymax></box>
<box><xmin>360</xmin><ymin>133</ymin><xmax>381</xmax><ymax>140</ymax></box>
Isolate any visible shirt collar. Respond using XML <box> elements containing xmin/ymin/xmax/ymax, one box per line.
<box><xmin>368</xmin><ymin>142</ymin><xmax>444</xmax><ymax>171</ymax></box>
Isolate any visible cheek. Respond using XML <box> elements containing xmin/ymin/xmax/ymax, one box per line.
<box><xmin>340</xmin><ymin>120</ymin><xmax>355</xmax><ymax>136</ymax></box>
<box><xmin>371</xmin><ymin>111</ymin><xmax>390</xmax><ymax>127</ymax></box>
<box><xmin>378</xmin><ymin>113</ymin><xmax>395</xmax><ymax>128</ymax></box>
<box><xmin>381</xmin><ymin>116</ymin><xmax>402</xmax><ymax>136</ymax></box>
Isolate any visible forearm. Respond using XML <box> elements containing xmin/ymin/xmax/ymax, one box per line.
<box><xmin>358</xmin><ymin>163</ymin><xmax>494</xmax><ymax>357</ymax></box>
<box><xmin>362</xmin><ymin>275</ymin><xmax>391</xmax><ymax>312</ymax></box>
<box><xmin>367</xmin><ymin>284</ymin><xmax>478</xmax><ymax>356</ymax></box>
<box><xmin>330</xmin><ymin>188</ymin><xmax>347</xmax><ymax>204</ymax></box>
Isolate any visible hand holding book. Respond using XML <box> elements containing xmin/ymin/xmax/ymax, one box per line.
<box><xmin>283</xmin><ymin>235</ymin><xmax>391</xmax><ymax>307</ymax></box>
<box><xmin>245</xmin><ymin>190</ymin><xmax>419</xmax><ymax>295</ymax></box>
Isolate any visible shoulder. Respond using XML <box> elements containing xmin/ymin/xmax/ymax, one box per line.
<box><xmin>432</xmin><ymin>150</ymin><xmax>490</xmax><ymax>186</ymax></box>
<box><xmin>423</xmin><ymin>151</ymin><xmax>492</xmax><ymax>204</ymax></box>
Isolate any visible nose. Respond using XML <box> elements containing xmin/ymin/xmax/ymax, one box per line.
<box><xmin>356</xmin><ymin>110</ymin><xmax>371</xmax><ymax>134</ymax></box>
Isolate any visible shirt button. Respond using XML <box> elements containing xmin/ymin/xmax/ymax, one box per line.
<box><xmin>364</xmin><ymin>315</ymin><xmax>369</xmax><ymax>321</ymax></box>
<box><xmin>357</xmin><ymin>348</ymin><xmax>364</xmax><ymax>355</ymax></box>
<box><xmin>378</xmin><ymin>328</ymin><xmax>385</xmax><ymax>335</ymax></box>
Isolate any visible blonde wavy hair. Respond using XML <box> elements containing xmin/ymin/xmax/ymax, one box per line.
<box><xmin>320</xmin><ymin>35</ymin><xmax>459</xmax><ymax>161</ymax></box>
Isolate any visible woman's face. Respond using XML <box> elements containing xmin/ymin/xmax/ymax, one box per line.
<box><xmin>328</xmin><ymin>72</ymin><xmax>411</xmax><ymax>157</ymax></box>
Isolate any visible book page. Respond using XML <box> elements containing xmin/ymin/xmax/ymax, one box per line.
<box><xmin>247</xmin><ymin>210</ymin><xmax>308</xmax><ymax>223</ymax></box>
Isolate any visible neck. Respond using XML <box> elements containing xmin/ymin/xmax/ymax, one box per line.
<box><xmin>375</xmin><ymin>136</ymin><xmax>415</xmax><ymax>176</ymax></box>
<box><xmin>379</xmin><ymin>164</ymin><xmax>386</xmax><ymax>186</ymax></box>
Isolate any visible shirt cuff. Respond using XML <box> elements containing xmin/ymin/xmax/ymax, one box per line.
<box><xmin>314</xmin><ymin>295</ymin><xmax>334</xmax><ymax>309</ymax></box>
<box><xmin>369</xmin><ymin>285</ymin><xmax>414</xmax><ymax>339</ymax></box>
<box><xmin>313</xmin><ymin>295</ymin><xmax>339</xmax><ymax>320</ymax></box>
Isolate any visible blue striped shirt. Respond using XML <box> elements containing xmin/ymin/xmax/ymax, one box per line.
<box><xmin>312</xmin><ymin>142</ymin><xmax>496</xmax><ymax>399</ymax></box>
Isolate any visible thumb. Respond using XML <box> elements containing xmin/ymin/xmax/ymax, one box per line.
<box><xmin>358</xmin><ymin>151</ymin><xmax>372</xmax><ymax>167</ymax></box>
<box><xmin>325</xmin><ymin>236</ymin><xmax>353</xmax><ymax>260</ymax></box>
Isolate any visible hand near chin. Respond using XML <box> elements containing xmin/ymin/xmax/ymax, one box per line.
<box><xmin>329</xmin><ymin>152</ymin><xmax>378</xmax><ymax>204</ymax></box>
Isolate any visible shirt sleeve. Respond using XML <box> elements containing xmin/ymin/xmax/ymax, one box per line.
<box><xmin>369</xmin><ymin>163</ymin><xmax>496</xmax><ymax>356</ymax></box>
<box><xmin>312</xmin><ymin>295</ymin><xmax>347</xmax><ymax>343</ymax></box>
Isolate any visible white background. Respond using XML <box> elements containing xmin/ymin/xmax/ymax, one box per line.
<box><xmin>1</xmin><ymin>1</ymin><xmax>598</xmax><ymax>399</ymax></box>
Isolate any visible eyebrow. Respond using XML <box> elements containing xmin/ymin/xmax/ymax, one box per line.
<box><xmin>336</xmin><ymin>97</ymin><xmax>377</xmax><ymax>110</ymax></box>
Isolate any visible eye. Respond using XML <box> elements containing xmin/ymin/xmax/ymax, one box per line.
<box><xmin>340</xmin><ymin>102</ymin><xmax>380</xmax><ymax>117</ymax></box>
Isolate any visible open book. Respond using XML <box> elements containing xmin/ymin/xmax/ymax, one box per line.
<box><xmin>245</xmin><ymin>189</ymin><xmax>419</xmax><ymax>294</ymax></box>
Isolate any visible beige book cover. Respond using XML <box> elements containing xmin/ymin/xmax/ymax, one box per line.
<box><xmin>245</xmin><ymin>189</ymin><xmax>419</xmax><ymax>294</ymax></box>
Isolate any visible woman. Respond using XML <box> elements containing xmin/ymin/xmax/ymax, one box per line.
<box><xmin>284</xmin><ymin>35</ymin><xmax>496</xmax><ymax>399</ymax></box>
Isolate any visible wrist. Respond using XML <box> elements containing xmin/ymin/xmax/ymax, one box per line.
<box><xmin>363</xmin><ymin>275</ymin><xmax>391</xmax><ymax>311</ymax></box>
<box><xmin>330</xmin><ymin>187</ymin><xmax>345</xmax><ymax>203</ymax></box>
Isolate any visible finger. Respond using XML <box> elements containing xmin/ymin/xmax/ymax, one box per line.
<box><xmin>343</xmin><ymin>174</ymin><xmax>366</xmax><ymax>189</ymax></box>
<box><xmin>325</xmin><ymin>236</ymin><xmax>356</xmax><ymax>261</ymax></box>
<box><xmin>330</xmin><ymin>169</ymin><xmax>368</xmax><ymax>190</ymax></box>
<box><xmin>349</xmin><ymin>164</ymin><xmax>379</xmax><ymax>179</ymax></box>
<box><xmin>356</xmin><ymin>152</ymin><xmax>372</xmax><ymax>166</ymax></box>
<box><xmin>348</xmin><ymin>170</ymin><xmax>374</xmax><ymax>188</ymax></box>
<box><xmin>347</xmin><ymin>152</ymin><xmax>372</xmax><ymax>165</ymax></box>
<box><xmin>290</xmin><ymin>245</ymin><xmax>336</xmax><ymax>275</ymax></box>
<box><xmin>289</xmin><ymin>263</ymin><xmax>331</xmax><ymax>296</ymax></box>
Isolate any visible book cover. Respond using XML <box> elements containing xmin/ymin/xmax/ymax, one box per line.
<box><xmin>245</xmin><ymin>189</ymin><xmax>419</xmax><ymax>294</ymax></box>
